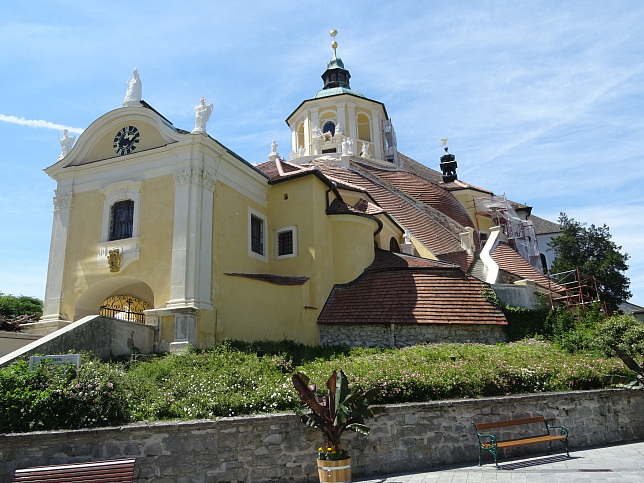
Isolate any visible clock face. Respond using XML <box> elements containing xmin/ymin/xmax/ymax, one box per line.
<box><xmin>113</xmin><ymin>126</ymin><xmax>140</xmax><ymax>156</ymax></box>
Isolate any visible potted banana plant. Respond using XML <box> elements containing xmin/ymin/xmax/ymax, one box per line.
<box><xmin>292</xmin><ymin>370</ymin><xmax>383</xmax><ymax>482</ymax></box>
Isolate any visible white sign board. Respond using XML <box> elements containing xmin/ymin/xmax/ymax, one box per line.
<box><xmin>29</xmin><ymin>354</ymin><xmax>81</xmax><ymax>371</ymax></box>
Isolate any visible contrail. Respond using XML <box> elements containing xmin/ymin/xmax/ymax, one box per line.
<box><xmin>0</xmin><ymin>114</ymin><xmax>84</xmax><ymax>134</ymax></box>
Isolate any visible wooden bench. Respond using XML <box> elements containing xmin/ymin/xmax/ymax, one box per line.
<box><xmin>472</xmin><ymin>416</ymin><xmax>569</xmax><ymax>468</ymax></box>
<box><xmin>12</xmin><ymin>458</ymin><xmax>136</xmax><ymax>482</ymax></box>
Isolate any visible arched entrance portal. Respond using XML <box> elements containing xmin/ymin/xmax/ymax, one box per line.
<box><xmin>100</xmin><ymin>295</ymin><xmax>151</xmax><ymax>323</ymax></box>
<box><xmin>73</xmin><ymin>277</ymin><xmax>154</xmax><ymax>323</ymax></box>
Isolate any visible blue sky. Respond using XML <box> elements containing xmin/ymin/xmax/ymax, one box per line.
<box><xmin>1</xmin><ymin>1</ymin><xmax>643</xmax><ymax>306</ymax></box>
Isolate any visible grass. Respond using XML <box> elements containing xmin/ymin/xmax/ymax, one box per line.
<box><xmin>0</xmin><ymin>339</ymin><xmax>638</xmax><ymax>434</ymax></box>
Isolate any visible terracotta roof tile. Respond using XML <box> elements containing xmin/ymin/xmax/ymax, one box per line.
<box><xmin>355</xmin><ymin>162</ymin><xmax>476</xmax><ymax>229</ymax></box>
<box><xmin>438</xmin><ymin>250</ymin><xmax>475</xmax><ymax>272</ymax></box>
<box><xmin>369</xmin><ymin>249</ymin><xmax>457</xmax><ymax>269</ymax></box>
<box><xmin>319</xmin><ymin>250</ymin><xmax>507</xmax><ymax>326</ymax></box>
<box><xmin>255</xmin><ymin>159</ymin><xmax>311</xmax><ymax>181</ymax></box>
<box><xmin>314</xmin><ymin>163</ymin><xmax>468</xmax><ymax>262</ymax></box>
<box><xmin>353</xmin><ymin>198</ymin><xmax>384</xmax><ymax>215</ymax></box>
<box><xmin>491</xmin><ymin>242</ymin><xmax>552</xmax><ymax>289</ymax></box>
<box><xmin>225</xmin><ymin>273</ymin><xmax>309</xmax><ymax>285</ymax></box>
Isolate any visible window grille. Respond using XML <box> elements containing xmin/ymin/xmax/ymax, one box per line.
<box><xmin>277</xmin><ymin>230</ymin><xmax>294</xmax><ymax>257</ymax></box>
<box><xmin>109</xmin><ymin>200</ymin><xmax>134</xmax><ymax>241</ymax></box>
<box><xmin>100</xmin><ymin>295</ymin><xmax>150</xmax><ymax>324</ymax></box>
<box><xmin>251</xmin><ymin>214</ymin><xmax>264</xmax><ymax>255</ymax></box>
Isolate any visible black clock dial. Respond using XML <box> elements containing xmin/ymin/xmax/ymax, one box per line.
<box><xmin>113</xmin><ymin>126</ymin><xmax>140</xmax><ymax>156</ymax></box>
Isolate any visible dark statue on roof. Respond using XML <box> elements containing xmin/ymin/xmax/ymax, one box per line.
<box><xmin>439</xmin><ymin>139</ymin><xmax>458</xmax><ymax>183</ymax></box>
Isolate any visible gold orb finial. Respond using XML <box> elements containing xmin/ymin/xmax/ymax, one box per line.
<box><xmin>329</xmin><ymin>29</ymin><xmax>338</xmax><ymax>57</ymax></box>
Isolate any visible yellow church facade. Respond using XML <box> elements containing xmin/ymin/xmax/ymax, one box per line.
<box><xmin>36</xmin><ymin>37</ymin><xmax>556</xmax><ymax>354</ymax></box>
<box><xmin>41</xmin><ymin>97</ymin><xmax>397</xmax><ymax>349</ymax></box>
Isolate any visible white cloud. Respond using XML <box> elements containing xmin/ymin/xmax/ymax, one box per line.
<box><xmin>0</xmin><ymin>114</ymin><xmax>84</xmax><ymax>134</ymax></box>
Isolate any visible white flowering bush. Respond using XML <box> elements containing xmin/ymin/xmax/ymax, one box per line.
<box><xmin>1</xmin><ymin>339</ymin><xmax>639</xmax><ymax>433</ymax></box>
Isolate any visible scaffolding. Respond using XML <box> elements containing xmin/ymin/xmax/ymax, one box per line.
<box><xmin>546</xmin><ymin>267</ymin><xmax>608</xmax><ymax>315</ymax></box>
<box><xmin>473</xmin><ymin>195</ymin><xmax>542</xmax><ymax>270</ymax></box>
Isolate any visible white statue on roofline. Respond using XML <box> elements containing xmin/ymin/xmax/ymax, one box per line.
<box><xmin>193</xmin><ymin>97</ymin><xmax>214</xmax><ymax>134</ymax></box>
<box><xmin>58</xmin><ymin>129</ymin><xmax>76</xmax><ymax>159</ymax></box>
<box><xmin>123</xmin><ymin>68</ymin><xmax>142</xmax><ymax>107</ymax></box>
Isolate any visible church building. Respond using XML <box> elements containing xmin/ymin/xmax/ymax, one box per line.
<box><xmin>33</xmin><ymin>33</ymin><xmax>554</xmax><ymax>353</ymax></box>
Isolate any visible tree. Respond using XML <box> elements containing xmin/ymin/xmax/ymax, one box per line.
<box><xmin>548</xmin><ymin>213</ymin><xmax>631</xmax><ymax>312</ymax></box>
<box><xmin>0</xmin><ymin>293</ymin><xmax>43</xmax><ymax>318</ymax></box>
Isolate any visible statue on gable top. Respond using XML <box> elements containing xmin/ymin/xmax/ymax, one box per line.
<box><xmin>123</xmin><ymin>68</ymin><xmax>142</xmax><ymax>107</ymax></box>
<box><xmin>58</xmin><ymin>129</ymin><xmax>76</xmax><ymax>159</ymax></box>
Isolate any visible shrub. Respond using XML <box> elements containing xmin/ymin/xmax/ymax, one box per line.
<box><xmin>545</xmin><ymin>303</ymin><xmax>606</xmax><ymax>353</ymax></box>
<box><xmin>0</xmin><ymin>340</ymin><xmax>637</xmax><ymax>433</ymax></box>
<box><xmin>0</xmin><ymin>293</ymin><xmax>43</xmax><ymax>318</ymax></box>
<box><xmin>594</xmin><ymin>314</ymin><xmax>644</xmax><ymax>357</ymax></box>
<box><xmin>503</xmin><ymin>306</ymin><xmax>549</xmax><ymax>341</ymax></box>
<box><xmin>124</xmin><ymin>345</ymin><xmax>296</xmax><ymax>420</ymax></box>
<box><xmin>0</xmin><ymin>357</ymin><xmax>129</xmax><ymax>433</ymax></box>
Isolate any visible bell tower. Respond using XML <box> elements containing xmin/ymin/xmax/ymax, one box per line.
<box><xmin>285</xmin><ymin>30</ymin><xmax>399</xmax><ymax>165</ymax></box>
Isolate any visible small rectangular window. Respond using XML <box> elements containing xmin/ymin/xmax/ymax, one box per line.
<box><xmin>251</xmin><ymin>214</ymin><xmax>264</xmax><ymax>255</ymax></box>
<box><xmin>277</xmin><ymin>230</ymin><xmax>293</xmax><ymax>256</ymax></box>
<box><xmin>275</xmin><ymin>226</ymin><xmax>297</xmax><ymax>259</ymax></box>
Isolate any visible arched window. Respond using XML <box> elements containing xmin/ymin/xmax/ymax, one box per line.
<box><xmin>357</xmin><ymin>112</ymin><xmax>371</xmax><ymax>142</ymax></box>
<box><xmin>322</xmin><ymin>120</ymin><xmax>336</xmax><ymax>135</ymax></box>
<box><xmin>296</xmin><ymin>123</ymin><xmax>305</xmax><ymax>152</ymax></box>
<box><xmin>389</xmin><ymin>237</ymin><xmax>401</xmax><ymax>253</ymax></box>
<box><xmin>109</xmin><ymin>200</ymin><xmax>134</xmax><ymax>241</ymax></box>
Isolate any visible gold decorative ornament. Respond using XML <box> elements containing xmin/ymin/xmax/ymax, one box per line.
<box><xmin>107</xmin><ymin>248</ymin><xmax>121</xmax><ymax>273</ymax></box>
<box><xmin>329</xmin><ymin>29</ymin><xmax>338</xmax><ymax>57</ymax></box>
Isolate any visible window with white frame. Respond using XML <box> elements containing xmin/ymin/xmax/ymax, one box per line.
<box><xmin>276</xmin><ymin>226</ymin><xmax>297</xmax><ymax>259</ymax></box>
<box><xmin>109</xmin><ymin>199</ymin><xmax>134</xmax><ymax>241</ymax></box>
<box><xmin>248</xmin><ymin>208</ymin><xmax>267</xmax><ymax>261</ymax></box>
<box><xmin>97</xmin><ymin>180</ymin><xmax>142</xmax><ymax>270</ymax></box>
<box><xmin>100</xmin><ymin>181</ymin><xmax>142</xmax><ymax>243</ymax></box>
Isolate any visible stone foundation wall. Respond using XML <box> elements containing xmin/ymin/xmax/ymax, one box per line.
<box><xmin>1</xmin><ymin>389</ymin><xmax>642</xmax><ymax>482</ymax></box>
<box><xmin>319</xmin><ymin>323</ymin><xmax>507</xmax><ymax>347</ymax></box>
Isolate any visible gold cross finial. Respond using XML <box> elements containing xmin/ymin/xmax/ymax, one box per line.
<box><xmin>440</xmin><ymin>138</ymin><xmax>449</xmax><ymax>147</ymax></box>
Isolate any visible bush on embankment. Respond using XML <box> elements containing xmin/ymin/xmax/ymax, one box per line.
<box><xmin>1</xmin><ymin>338</ymin><xmax>640</xmax><ymax>434</ymax></box>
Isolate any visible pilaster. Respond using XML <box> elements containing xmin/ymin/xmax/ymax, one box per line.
<box><xmin>41</xmin><ymin>188</ymin><xmax>73</xmax><ymax>323</ymax></box>
<box><xmin>168</xmin><ymin>162</ymin><xmax>215</xmax><ymax>310</ymax></box>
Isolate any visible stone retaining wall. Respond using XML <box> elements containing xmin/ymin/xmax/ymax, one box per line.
<box><xmin>0</xmin><ymin>316</ymin><xmax>154</xmax><ymax>368</ymax></box>
<box><xmin>0</xmin><ymin>389</ymin><xmax>642</xmax><ymax>483</ymax></box>
<box><xmin>320</xmin><ymin>323</ymin><xmax>507</xmax><ymax>347</ymax></box>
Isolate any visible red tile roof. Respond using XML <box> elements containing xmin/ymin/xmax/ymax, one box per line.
<box><xmin>355</xmin><ymin>162</ymin><xmax>476</xmax><ymax>229</ymax></box>
<box><xmin>255</xmin><ymin>155</ymin><xmax>554</xmax><ymax>288</ymax></box>
<box><xmin>491</xmin><ymin>242</ymin><xmax>552</xmax><ymax>289</ymax></box>
<box><xmin>313</xmin><ymin>163</ymin><xmax>469</xmax><ymax>260</ymax></box>
<box><xmin>225</xmin><ymin>273</ymin><xmax>309</xmax><ymax>285</ymax></box>
<box><xmin>318</xmin><ymin>250</ymin><xmax>507</xmax><ymax>326</ymax></box>
<box><xmin>255</xmin><ymin>159</ymin><xmax>311</xmax><ymax>180</ymax></box>
<box><xmin>368</xmin><ymin>249</ymin><xmax>458</xmax><ymax>269</ymax></box>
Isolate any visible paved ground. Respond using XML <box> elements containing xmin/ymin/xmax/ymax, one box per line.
<box><xmin>355</xmin><ymin>440</ymin><xmax>644</xmax><ymax>482</ymax></box>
